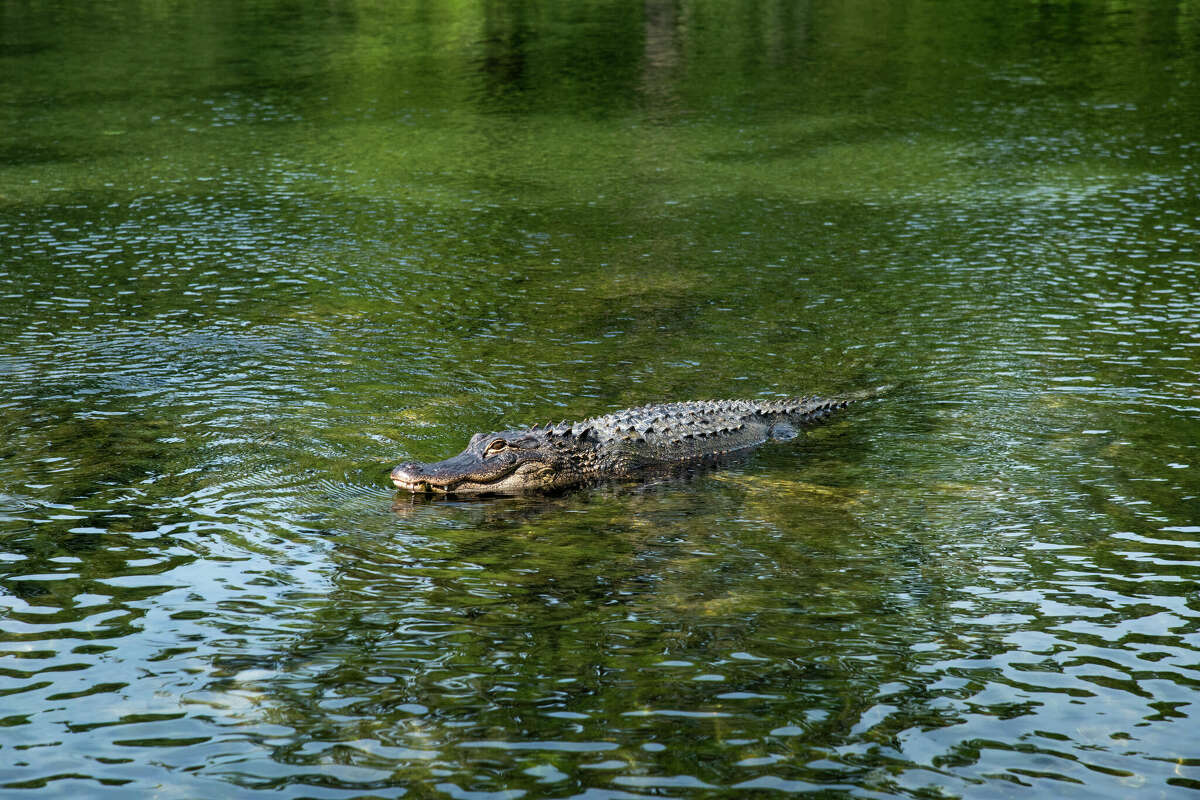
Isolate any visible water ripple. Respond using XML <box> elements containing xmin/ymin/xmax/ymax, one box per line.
<box><xmin>3</xmin><ymin>1</ymin><xmax>1200</xmax><ymax>797</ymax></box>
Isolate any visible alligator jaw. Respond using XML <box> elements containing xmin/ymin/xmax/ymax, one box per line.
<box><xmin>391</xmin><ymin>475</ymin><xmax>440</xmax><ymax>494</ymax></box>
<box><xmin>391</xmin><ymin>463</ymin><xmax>459</xmax><ymax>493</ymax></box>
<box><xmin>390</xmin><ymin>461</ymin><xmax>527</xmax><ymax>495</ymax></box>
<box><xmin>391</xmin><ymin>469</ymin><xmax>430</xmax><ymax>493</ymax></box>
<box><xmin>391</xmin><ymin>466</ymin><xmax>460</xmax><ymax>494</ymax></box>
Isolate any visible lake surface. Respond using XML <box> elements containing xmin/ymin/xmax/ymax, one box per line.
<box><xmin>2</xmin><ymin>1</ymin><xmax>1199</xmax><ymax>797</ymax></box>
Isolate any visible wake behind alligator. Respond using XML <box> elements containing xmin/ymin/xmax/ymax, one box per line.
<box><xmin>391</xmin><ymin>390</ymin><xmax>880</xmax><ymax>495</ymax></box>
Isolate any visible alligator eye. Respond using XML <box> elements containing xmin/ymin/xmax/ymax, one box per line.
<box><xmin>484</xmin><ymin>438</ymin><xmax>508</xmax><ymax>455</ymax></box>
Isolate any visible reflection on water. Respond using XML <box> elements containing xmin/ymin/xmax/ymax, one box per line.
<box><xmin>2</xmin><ymin>0</ymin><xmax>1200</xmax><ymax>797</ymax></box>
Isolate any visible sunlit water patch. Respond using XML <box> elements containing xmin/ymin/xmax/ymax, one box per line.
<box><xmin>3</xmin><ymin>0</ymin><xmax>1200</xmax><ymax>798</ymax></box>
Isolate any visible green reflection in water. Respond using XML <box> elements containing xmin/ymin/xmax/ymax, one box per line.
<box><xmin>2</xmin><ymin>0</ymin><xmax>1200</xmax><ymax>797</ymax></box>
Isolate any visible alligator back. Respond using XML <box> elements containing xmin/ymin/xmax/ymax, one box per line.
<box><xmin>577</xmin><ymin>396</ymin><xmax>853</xmax><ymax>465</ymax></box>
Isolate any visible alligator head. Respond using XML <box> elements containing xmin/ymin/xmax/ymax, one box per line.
<box><xmin>390</xmin><ymin>425</ymin><xmax>591</xmax><ymax>495</ymax></box>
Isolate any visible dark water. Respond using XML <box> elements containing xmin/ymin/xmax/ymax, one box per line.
<box><xmin>3</xmin><ymin>1</ymin><xmax>1200</xmax><ymax>797</ymax></box>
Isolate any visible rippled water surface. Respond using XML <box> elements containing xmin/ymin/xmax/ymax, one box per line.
<box><xmin>3</xmin><ymin>1</ymin><xmax>1200</xmax><ymax>797</ymax></box>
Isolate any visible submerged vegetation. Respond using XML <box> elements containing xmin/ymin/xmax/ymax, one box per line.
<box><xmin>2</xmin><ymin>0</ymin><xmax>1199</xmax><ymax>796</ymax></box>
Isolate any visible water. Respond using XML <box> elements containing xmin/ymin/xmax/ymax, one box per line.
<box><xmin>2</xmin><ymin>0</ymin><xmax>1199</xmax><ymax>797</ymax></box>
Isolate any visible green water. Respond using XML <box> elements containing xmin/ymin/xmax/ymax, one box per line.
<box><xmin>3</xmin><ymin>1</ymin><xmax>1200</xmax><ymax>797</ymax></box>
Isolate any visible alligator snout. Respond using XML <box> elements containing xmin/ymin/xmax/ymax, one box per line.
<box><xmin>390</xmin><ymin>462</ymin><xmax>432</xmax><ymax>491</ymax></box>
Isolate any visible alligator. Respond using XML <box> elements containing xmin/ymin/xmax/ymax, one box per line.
<box><xmin>390</xmin><ymin>391</ymin><xmax>874</xmax><ymax>495</ymax></box>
